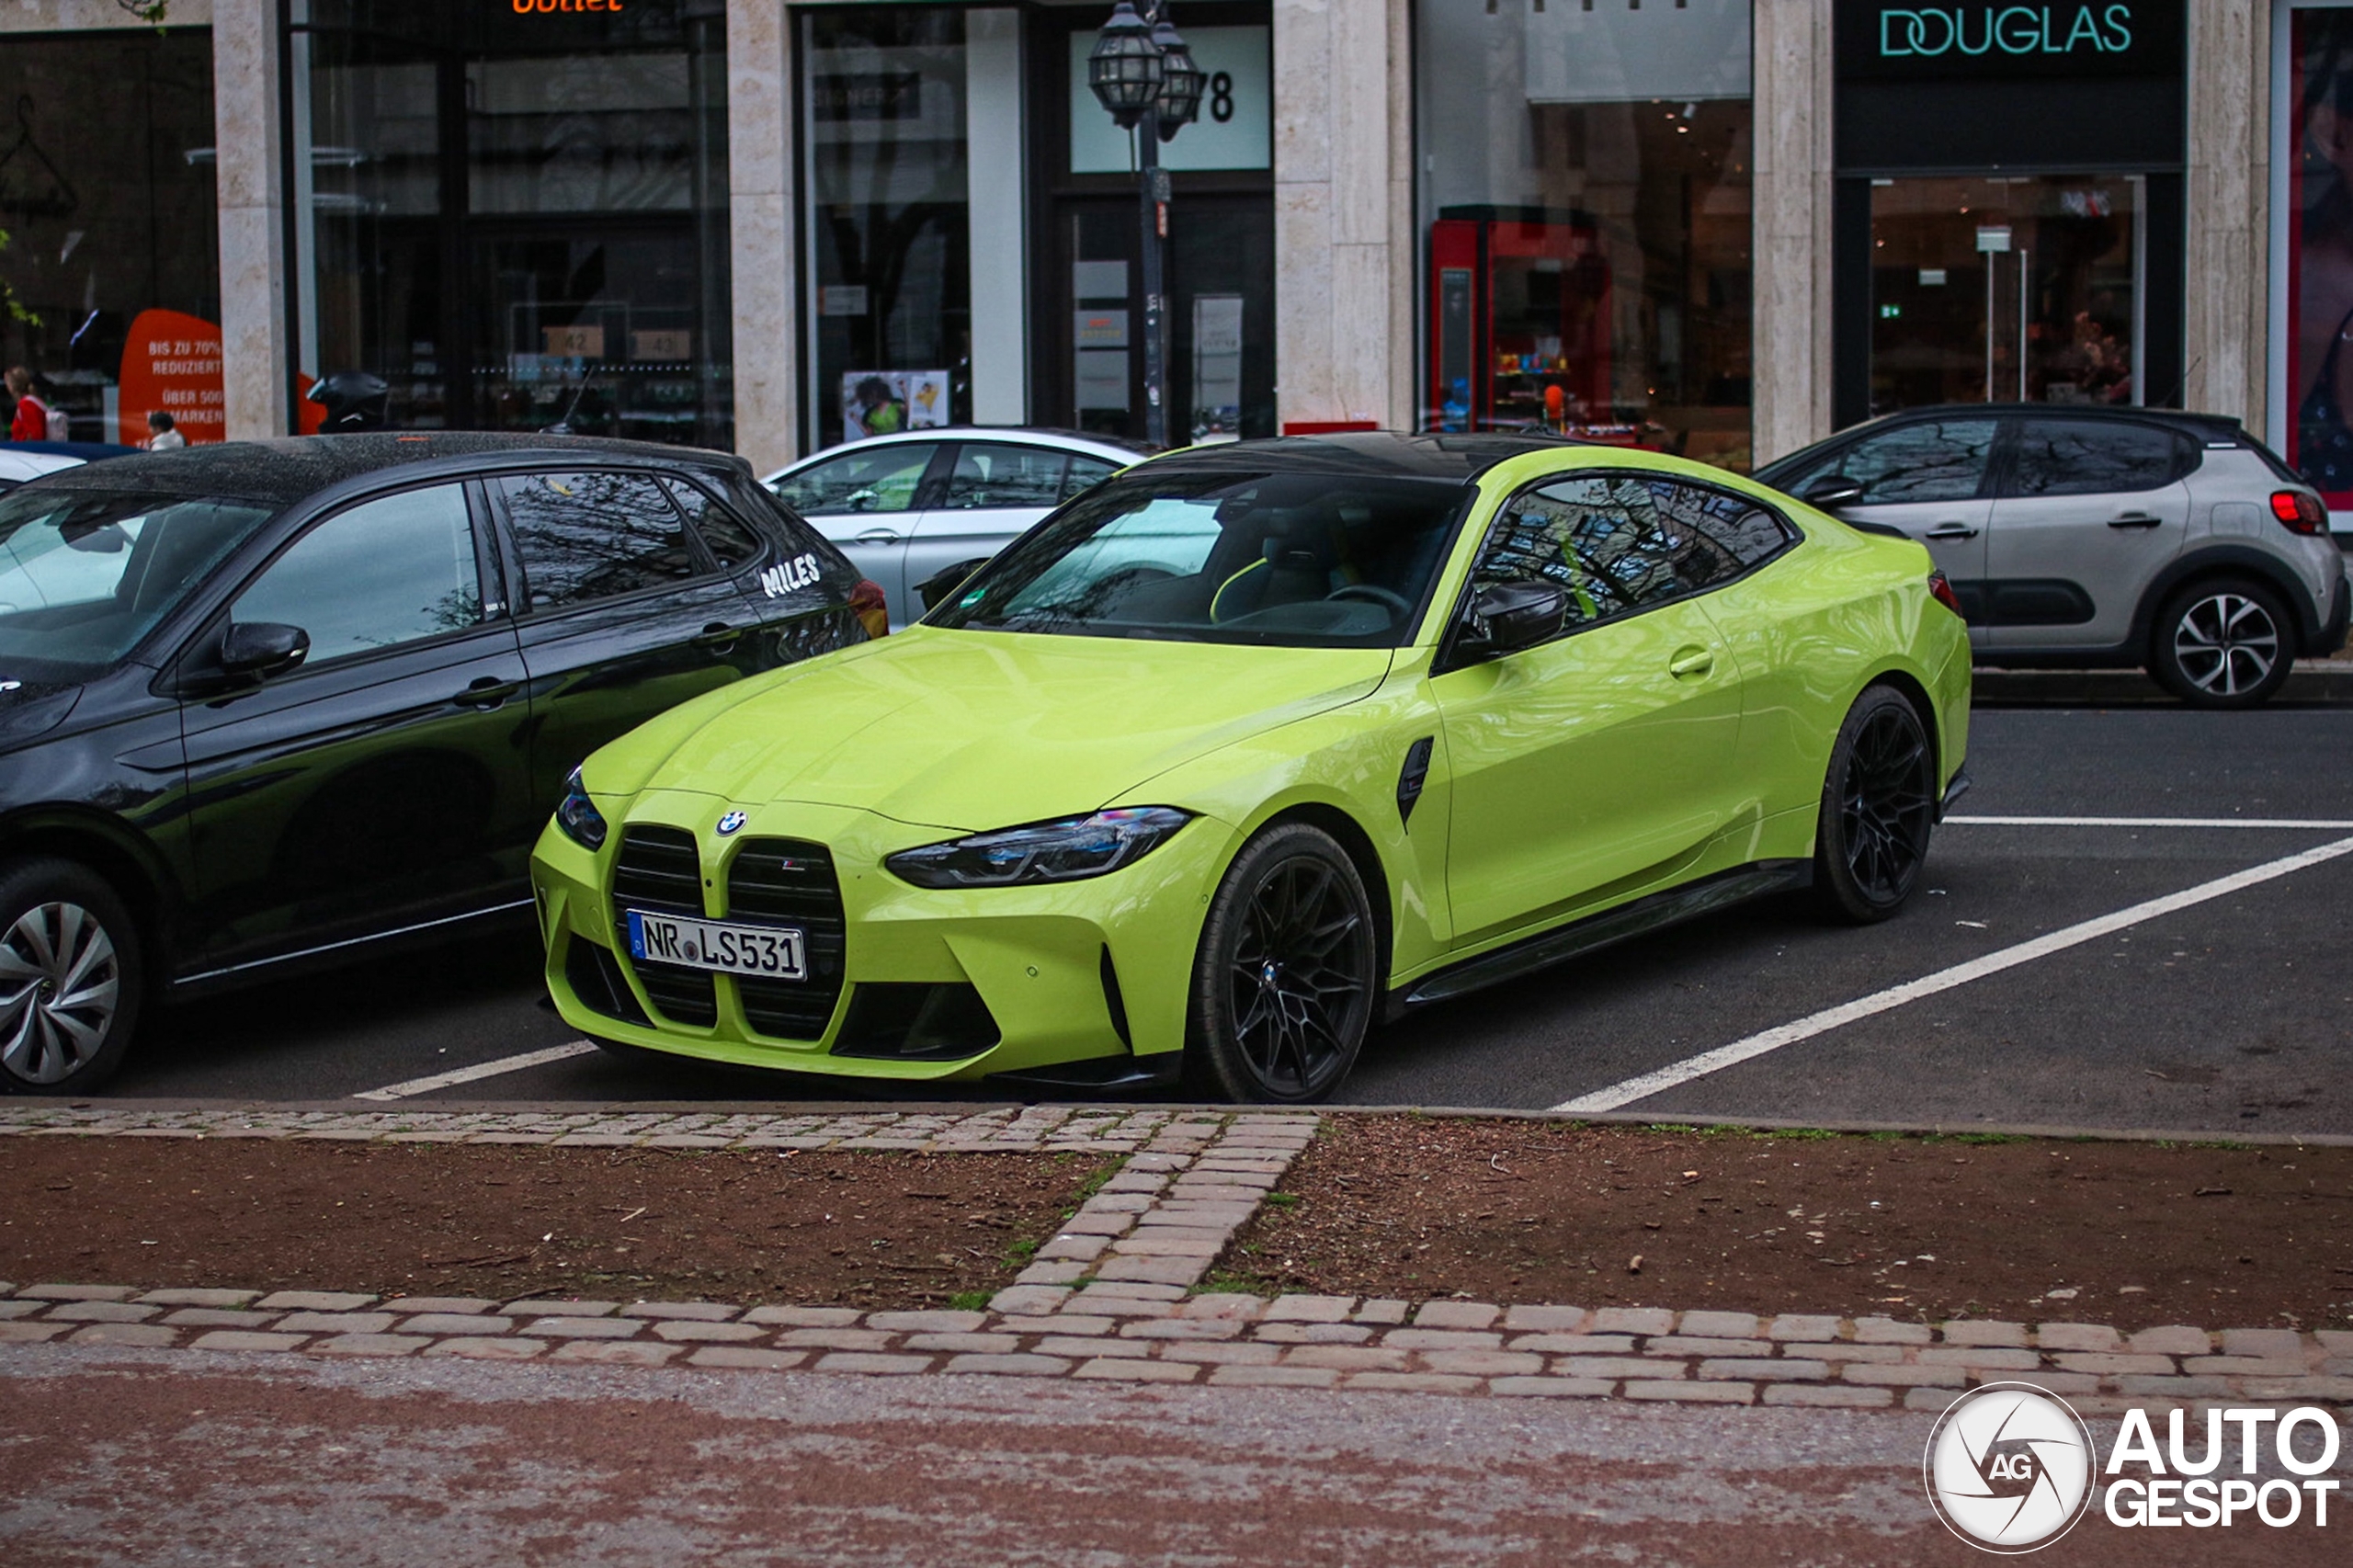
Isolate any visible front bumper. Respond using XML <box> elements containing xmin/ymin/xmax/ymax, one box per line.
<box><xmin>529</xmin><ymin>790</ymin><xmax>1222</xmax><ymax>1081</ymax></box>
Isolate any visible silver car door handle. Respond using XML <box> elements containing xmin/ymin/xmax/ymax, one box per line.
<box><xmin>1924</xmin><ymin>523</ymin><xmax>1980</xmax><ymax>540</ymax></box>
<box><xmin>2108</xmin><ymin>512</ymin><xmax>2164</xmax><ymax>529</ymax></box>
<box><xmin>853</xmin><ymin>528</ymin><xmax>903</xmax><ymax>544</ymax></box>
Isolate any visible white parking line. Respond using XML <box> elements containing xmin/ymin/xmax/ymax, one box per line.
<box><xmin>352</xmin><ymin>1041</ymin><xmax>599</xmax><ymax>1102</ymax></box>
<box><xmin>1552</xmin><ymin>831</ymin><xmax>2353</xmax><ymax>1114</ymax></box>
<box><xmin>1948</xmin><ymin>814</ymin><xmax>2353</xmax><ymax>829</ymax></box>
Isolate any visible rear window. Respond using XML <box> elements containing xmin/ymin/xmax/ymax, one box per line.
<box><xmin>2002</xmin><ymin>421</ymin><xmax>2192</xmax><ymax>497</ymax></box>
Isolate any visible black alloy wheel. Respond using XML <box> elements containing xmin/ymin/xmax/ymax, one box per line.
<box><xmin>1814</xmin><ymin>686</ymin><xmax>1938</xmax><ymax>924</ymax></box>
<box><xmin>1190</xmin><ymin>823</ymin><xmax>1377</xmax><ymax>1104</ymax></box>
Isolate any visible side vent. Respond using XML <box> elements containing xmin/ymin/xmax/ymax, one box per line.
<box><xmin>1396</xmin><ymin>736</ymin><xmax>1435</xmax><ymax>825</ymax></box>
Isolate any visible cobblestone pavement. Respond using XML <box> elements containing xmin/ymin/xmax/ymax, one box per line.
<box><xmin>5</xmin><ymin>1107</ymin><xmax>2349</xmax><ymax>1418</ymax></box>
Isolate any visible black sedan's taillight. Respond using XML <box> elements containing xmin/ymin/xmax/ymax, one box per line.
<box><xmin>2269</xmin><ymin>490</ymin><xmax>2328</xmax><ymax>536</ymax></box>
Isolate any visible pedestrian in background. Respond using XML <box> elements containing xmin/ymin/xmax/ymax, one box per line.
<box><xmin>5</xmin><ymin>366</ymin><xmax>51</xmax><ymax>442</ymax></box>
<box><xmin>144</xmin><ymin>410</ymin><xmax>186</xmax><ymax>450</ymax></box>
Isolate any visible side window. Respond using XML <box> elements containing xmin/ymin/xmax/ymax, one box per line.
<box><xmin>664</xmin><ymin>478</ymin><xmax>764</xmax><ymax>569</ymax></box>
<box><xmin>771</xmin><ymin>444</ymin><xmax>936</xmax><ymax>515</ymax></box>
<box><xmin>2004</xmin><ymin>421</ymin><xmax>2188</xmax><ymax>497</ymax></box>
<box><xmin>498</xmin><ymin>472</ymin><xmax>698</xmax><ymax>611</ymax></box>
<box><xmin>1808</xmin><ymin>419</ymin><xmax>2001</xmax><ymax>505</ymax></box>
<box><xmin>1662</xmin><ymin>481</ymin><xmax>1796</xmax><ymax>574</ymax></box>
<box><xmin>1468</xmin><ymin>474</ymin><xmax>1722</xmax><ymax>636</ymax></box>
<box><xmin>938</xmin><ymin>444</ymin><xmax>1071</xmax><ymax>510</ymax></box>
<box><xmin>234</xmin><ymin>485</ymin><xmax>481</xmax><ymax>664</ymax></box>
<box><xmin>1062</xmin><ymin>455</ymin><xmax>1120</xmax><ymax>501</ymax></box>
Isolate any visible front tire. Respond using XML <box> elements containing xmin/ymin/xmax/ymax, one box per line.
<box><xmin>1813</xmin><ymin>687</ymin><xmax>1938</xmax><ymax>924</ymax></box>
<box><xmin>0</xmin><ymin>858</ymin><xmax>143</xmax><ymax>1095</ymax></box>
<box><xmin>2148</xmin><ymin>578</ymin><xmax>2296</xmax><ymax>709</ymax></box>
<box><xmin>1188</xmin><ymin>824</ymin><xmax>1376</xmax><ymax>1104</ymax></box>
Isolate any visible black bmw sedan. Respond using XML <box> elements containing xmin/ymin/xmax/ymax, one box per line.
<box><xmin>0</xmin><ymin>433</ymin><xmax>882</xmax><ymax>1092</ymax></box>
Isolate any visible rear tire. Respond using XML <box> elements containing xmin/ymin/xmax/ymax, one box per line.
<box><xmin>2147</xmin><ymin>578</ymin><xmax>2296</xmax><ymax>709</ymax></box>
<box><xmin>1188</xmin><ymin>824</ymin><xmax>1376</xmax><ymax>1105</ymax></box>
<box><xmin>0</xmin><ymin>858</ymin><xmax>143</xmax><ymax>1095</ymax></box>
<box><xmin>1813</xmin><ymin>687</ymin><xmax>1938</xmax><ymax>925</ymax></box>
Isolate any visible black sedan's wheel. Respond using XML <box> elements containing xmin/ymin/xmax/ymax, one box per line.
<box><xmin>2148</xmin><ymin>579</ymin><xmax>2296</xmax><ymax>709</ymax></box>
<box><xmin>1189</xmin><ymin>824</ymin><xmax>1376</xmax><ymax>1104</ymax></box>
<box><xmin>1813</xmin><ymin>687</ymin><xmax>1938</xmax><ymax>924</ymax></box>
<box><xmin>0</xmin><ymin>858</ymin><xmax>142</xmax><ymax>1095</ymax></box>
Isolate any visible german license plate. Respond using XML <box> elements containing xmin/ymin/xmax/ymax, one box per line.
<box><xmin>625</xmin><ymin>910</ymin><xmax>807</xmax><ymax>981</ymax></box>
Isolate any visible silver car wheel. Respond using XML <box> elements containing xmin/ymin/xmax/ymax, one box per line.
<box><xmin>2171</xmin><ymin>592</ymin><xmax>2279</xmax><ymax>699</ymax></box>
<box><xmin>0</xmin><ymin>901</ymin><xmax>121</xmax><ymax>1085</ymax></box>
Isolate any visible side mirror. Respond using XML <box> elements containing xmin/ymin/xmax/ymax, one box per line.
<box><xmin>220</xmin><ymin>621</ymin><xmax>310</xmax><ymax>679</ymax></box>
<box><xmin>1801</xmin><ymin>474</ymin><xmax>1867</xmax><ymax>510</ymax></box>
<box><xmin>916</xmin><ymin>557</ymin><xmax>991</xmax><ymax>612</ymax></box>
<box><xmin>1460</xmin><ymin>581</ymin><xmax>1567</xmax><ymax>661</ymax></box>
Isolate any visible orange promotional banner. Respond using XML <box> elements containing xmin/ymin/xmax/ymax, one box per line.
<box><xmin>117</xmin><ymin>310</ymin><xmax>226</xmax><ymax>445</ymax></box>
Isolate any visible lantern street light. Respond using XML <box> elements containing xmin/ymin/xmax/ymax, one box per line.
<box><xmin>1087</xmin><ymin>1</ymin><xmax>1201</xmax><ymax>448</ymax></box>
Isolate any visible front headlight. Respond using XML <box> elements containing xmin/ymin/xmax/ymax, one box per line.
<box><xmin>554</xmin><ymin>766</ymin><xmax>608</xmax><ymax>851</ymax></box>
<box><xmin>886</xmin><ymin>807</ymin><xmax>1192</xmax><ymax>888</ymax></box>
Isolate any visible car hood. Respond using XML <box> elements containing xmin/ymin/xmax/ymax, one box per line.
<box><xmin>631</xmin><ymin>628</ymin><xmax>1395</xmax><ymax>831</ymax></box>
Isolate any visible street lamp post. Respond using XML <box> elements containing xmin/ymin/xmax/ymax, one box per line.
<box><xmin>1087</xmin><ymin>1</ymin><xmax>1203</xmax><ymax>449</ymax></box>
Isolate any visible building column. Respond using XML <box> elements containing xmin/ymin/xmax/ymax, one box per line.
<box><xmin>1750</xmin><ymin>0</ymin><xmax>1836</xmax><ymax>464</ymax></box>
<box><xmin>728</xmin><ymin>0</ymin><xmax>799</xmax><ymax>474</ymax></box>
<box><xmin>212</xmin><ymin>0</ymin><xmax>291</xmax><ymax>441</ymax></box>
<box><xmin>1273</xmin><ymin>0</ymin><xmax>1414</xmax><ymax>432</ymax></box>
<box><xmin>2185</xmin><ymin>0</ymin><xmax>2269</xmax><ymax>428</ymax></box>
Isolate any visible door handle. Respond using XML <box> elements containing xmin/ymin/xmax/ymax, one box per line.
<box><xmin>853</xmin><ymin>528</ymin><xmax>902</xmax><ymax>545</ymax></box>
<box><xmin>694</xmin><ymin>621</ymin><xmax>743</xmax><ymax>649</ymax></box>
<box><xmin>453</xmin><ymin>676</ymin><xmax>517</xmax><ymax>709</ymax></box>
<box><xmin>1668</xmin><ymin>646</ymin><xmax>1714</xmax><ymax>679</ymax></box>
<box><xmin>1924</xmin><ymin>523</ymin><xmax>1980</xmax><ymax>540</ymax></box>
<box><xmin>2108</xmin><ymin>512</ymin><xmax>2163</xmax><ymax>529</ymax></box>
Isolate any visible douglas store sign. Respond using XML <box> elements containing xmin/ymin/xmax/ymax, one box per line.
<box><xmin>1836</xmin><ymin>0</ymin><xmax>2183</xmax><ymax>80</ymax></box>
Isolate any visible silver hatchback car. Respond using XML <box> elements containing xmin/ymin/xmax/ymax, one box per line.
<box><xmin>1758</xmin><ymin>407</ymin><xmax>2352</xmax><ymax>708</ymax></box>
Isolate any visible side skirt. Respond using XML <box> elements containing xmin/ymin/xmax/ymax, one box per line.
<box><xmin>1387</xmin><ymin>859</ymin><xmax>1815</xmax><ymax>1019</ymax></box>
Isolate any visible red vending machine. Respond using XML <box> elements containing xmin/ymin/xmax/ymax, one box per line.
<box><xmin>1427</xmin><ymin>207</ymin><xmax>1616</xmax><ymax>436</ymax></box>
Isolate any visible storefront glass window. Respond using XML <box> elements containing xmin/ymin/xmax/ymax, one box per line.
<box><xmin>2283</xmin><ymin>4</ymin><xmax>2353</xmax><ymax>517</ymax></box>
<box><xmin>0</xmin><ymin>28</ymin><xmax>220</xmax><ymax>445</ymax></box>
<box><xmin>801</xmin><ymin>6</ymin><xmax>972</xmax><ymax>449</ymax></box>
<box><xmin>289</xmin><ymin>0</ymin><xmax>732</xmax><ymax>447</ymax></box>
<box><xmin>1415</xmin><ymin>0</ymin><xmax>1754</xmax><ymax>470</ymax></box>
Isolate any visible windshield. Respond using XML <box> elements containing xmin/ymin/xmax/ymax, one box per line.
<box><xmin>0</xmin><ymin>489</ymin><xmax>277</xmax><ymax>677</ymax></box>
<box><xmin>925</xmin><ymin>470</ymin><xmax>1470</xmax><ymax>646</ymax></box>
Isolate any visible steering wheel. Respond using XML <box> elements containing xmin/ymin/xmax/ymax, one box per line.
<box><xmin>1097</xmin><ymin>564</ymin><xmax>1177</xmax><ymax>592</ymax></box>
<box><xmin>1324</xmin><ymin>583</ymin><xmax>1413</xmax><ymax>619</ymax></box>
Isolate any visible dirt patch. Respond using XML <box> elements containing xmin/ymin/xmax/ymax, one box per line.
<box><xmin>0</xmin><ymin>1138</ymin><xmax>1110</xmax><ymax>1310</ymax></box>
<box><xmin>1219</xmin><ymin>1117</ymin><xmax>2353</xmax><ymax>1330</ymax></box>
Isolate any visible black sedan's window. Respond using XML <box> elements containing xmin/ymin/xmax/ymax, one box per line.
<box><xmin>664</xmin><ymin>478</ymin><xmax>764</xmax><ymax>569</ymax></box>
<box><xmin>234</xmin><ymin>485</ymin><xmax>482</xmax><ymax>663</ymax></box>
<box><xmin>0</xmin><ymin>488</ymin><xmax>274</xmax><ymax>677</ymax></box>
<box><xmin>1472</xmin><ymin>473</ymin><xmax>1784</xmax><ymax>636</ymax></box>
<box><xmin>499</xmin><ymin>472</ymin><xmax>699</xmax><ymax>610</ymax></box>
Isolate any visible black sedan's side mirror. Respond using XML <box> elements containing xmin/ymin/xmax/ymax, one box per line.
<box><xmin>1801</xmin><ymin>474</ymin><xmax>1867</xmax><ymax>510</ymax></box>
<box><xmin>219</xmin><ymin>621</ymin><xmax>311</xmax><ymax>680</ymax></box>
<box><xmin>1459</xmin><ymin>581</ymin><xmax>1567</xmax><ymax>661</ymax></box>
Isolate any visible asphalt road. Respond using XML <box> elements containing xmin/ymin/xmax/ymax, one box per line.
<box><xmin>101</xmin><ymin>704</ymin><xmax>2353</xmax><ymax>1137</ymax></box>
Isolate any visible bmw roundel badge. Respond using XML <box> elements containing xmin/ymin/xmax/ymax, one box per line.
<box><xmin>717</xmin><ymin>810</ymin><xmax>747</xmax><ymax>836</ymax></box>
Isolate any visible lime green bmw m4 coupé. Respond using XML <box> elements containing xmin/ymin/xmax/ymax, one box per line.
<box><xmin>530</xmin><ymin>434</ymin><xmax>1971</xmax><ymax>1102</ymax></box>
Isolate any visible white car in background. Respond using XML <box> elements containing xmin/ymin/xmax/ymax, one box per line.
<box><xmin>764</xmin><ymin>427</ymin><xmax>1144</xmax><ymax>626</ymax></box>
<box><xmin>0</xmin><ymin>448</ymin><xmax>87</xmax><ymax>494</ymax></box>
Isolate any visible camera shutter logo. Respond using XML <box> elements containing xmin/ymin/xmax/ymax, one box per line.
<box><xmin>1924</xmin><ymin>1382</ymin><xmax>2096</xmax><ymax>1552</ymax></box>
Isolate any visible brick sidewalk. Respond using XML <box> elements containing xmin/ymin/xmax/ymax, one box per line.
<box><xmin>6</xmin><ymin>1106</ymin><xmax>2349</xmax><ymax>1416</ymax></box>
